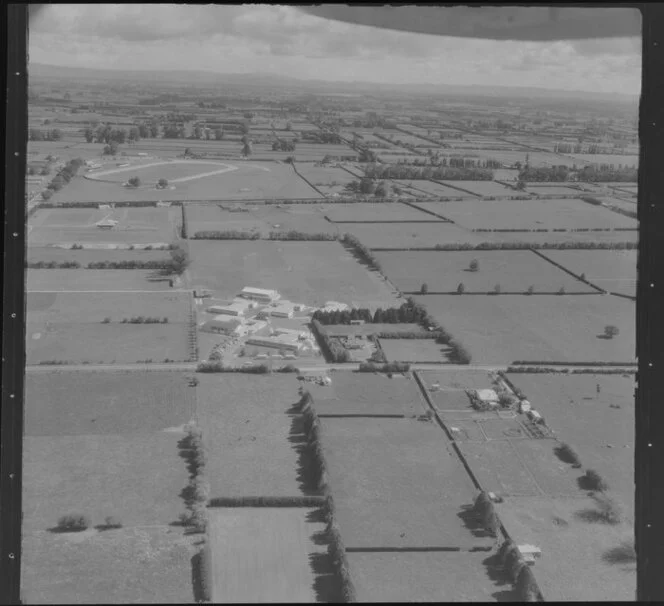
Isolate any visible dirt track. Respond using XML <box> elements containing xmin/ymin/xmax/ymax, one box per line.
<box><xmin>84</xmin><ymin>160</ymin><xmax>241</xmax><ymax>183</ymax></box>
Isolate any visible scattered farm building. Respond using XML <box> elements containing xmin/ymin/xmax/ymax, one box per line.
<box><xmin>245</xmin><ymin>335</ymin><xmax>300</xmax><ymax>353</ymax></box>
<box><xmin>206</xmin><ymin>301</ymin><xmax>251</xmax><ymax>317</ymax></box>
<box><xmin>268</xmin><ymin>301</ymin><xmax>295</xmax><ymax>318</ymax></box>
<box><xmin>320</xmin><ymin>301</ymin><xmax>349</xmax><ymax>313</ymax></box>
<box><xmin>238</xmin><ymin>287</ymin><xmax>281</xmax><ymax>304</ymax></box>
<box><xmin>201</xmin><ymin>317</ymin><xmax>246</xmax><ymax>336</ymax></box>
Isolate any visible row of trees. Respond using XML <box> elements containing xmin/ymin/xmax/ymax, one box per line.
<box><xmin>344</xmin><ymin>178</ymin><xmax>389</xmax><ymax>197</ymax></box>
<box><xmin>363</xmin><ymin>163</ymin><xmax>494</xmax><ymax>181</ymax></box>
<box><xmin>41</xmin><ymin>157</ymin><xmax>84</xmax><ymax>200</ymax></box>
<box><xmin>272</xmin><ymin>140</ymin><xmax>296</xmax><ymax>152</ymax></box>
<box><xmin>29</xmin><ymin>128</ymin><xmax>63</xmax><ymax>141</ymax></box>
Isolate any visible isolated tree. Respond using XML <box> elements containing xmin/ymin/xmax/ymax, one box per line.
<box><xmin>584</xmin><ymin>469</ymin><xmax>609</xmax><ymax>492</ymax></box>
<box><xmin>103</xmin><ymin>141</ymin><xmax>119</xmax><ymax>156</ymax></box>
<box><xmin>457</xmin><ymin>282</ymin><xmax>466</xmax><ymax>294</ymax></box>
<box><xmin>240</xmin><ymin>122</ymin><xmax>250</xmax><ymax>135</ymax></box>
<box><xmin>604</xmin><ymin>325</ymin><xmax>619</xmax><ymax>339</ymax></box>
<box><xmin>359</xmin><ymin>177</ymin><xmax>375</xmax><ymax>195</ymax></box>
<box><xmin>469</xmin><ymin>259</ymin><xmax>479</xmax><ymax>272</ymax></box>
<box><xmin>41</xmin><ymin>189</ymin><xmax>53</xmax><ymax>201</ymax></box>
<box><xmin>526</xmin><ymin>285</ymin><xmax>535</xmax><ymax>295</ymax></box>
<box><xmin>493</xmin><ymin>283</ymin><xmax>502</xmax><ymax>294</ymax></box>
<box><xmin>157</xmin><ymin>178</ymin><xmax>168</xmax><ymax>189</ymax></box>
<box><xmin>48</xmin><ymin>175</ymin><xmax>66</xmax><ymax>191</ymax></box>
<box><xmin>242</xmin><ymin>140</ymin><xmax>253</xmax><ymax>157</ymax></box>
<box><xmin>580</xmin><ymin>272</ymin><xmax>586</xmax><ymax>281</ymax></box>
<box><xmin>127</xmin><ymin>176</ymin><xmax>141</xmax><ymax>188</ymax></box>
<box><xmin>128</xmin><ymin>127</ymin><xmax>140</xmax><ymax>143</ymax></box>
<box><xmin>49</xmin><ymin>129</ymin><xmax>63</xmax><ymax>141</ymax></box>
<box><xmin>374</xmin><ymin>181</ymin><xmax>388</xmax><ymax>198</ymax></box>
<box><xmin>558</xmin><ymin>286</ymin><xmax>566</xmax><ymax>295</ymax></box>
<box><xmin>83</xmin><ymin>127</ymin><xmax>94</xmax><ymax>143</ymax></box>
<box><xmin>515</xmin><ymin>566</ymin><xmax>540</xmax><ymax>602</ymax></box>
<box><xmin>138</xmin><ymin>124</ymin><xmax>150</xmax><ymax>139</ymax></box>
<box><xmin>149</xmin><ymin>123</ymin><xmax>160</xmax><ymax>138</ymax></box>
<box><xmin>57</xmin><ymin>514</ymin><xmax>90</xmax><ymax>532</ymax></box>
<box><xmin>420</xmin><ymin>283</ymin><xmax>429</xmax><ymax>294</ymax></box>
<box><xmin>214</xmin><ymin>127</ymin><xmax>224</xmax><ymax>140</ymax></box>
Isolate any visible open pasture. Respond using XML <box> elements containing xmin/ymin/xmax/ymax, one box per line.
<box><xmin>570</xmin><ymin>153</ymin><xmax>638</xmax><ymax>168</ymax></box>
<box><xmin>390</xmin><ymin>179</ymin><xmax>473</xmax><ymax>198</ymax></box>
<box><xmin>196</xmin><ymin>374</ymin><xmax>304</xmax><ymax>498</ymax></box>
<box><xmin>414</xmin><ymin>294</ymin><xmax>635</xmax><ymax>364</ymax></box>
<box><xmin>26</xmin><ymin>269</ymin><xmax>172</xmax><ymax>292</ymax></box>
<box><xmin>308</xmin><ymin>372</ymin><xmax>427</xmax><ymax>416</ymax></box>
<box><xmin>538</xmin><ymin>250</ymin><xmax>636</xmax><ymax>297</ymax></box>
<box><xmin>496</xmin><ymin>496</ymin><xmax>635</xmax><ymax>602</ymax></box>
<box><xmin>26</xmin><ymin>291</ymin><xmax>192</xmax><ymax>364</ymax></box>
<box><xmin>207</xmin><ymin>508</ymin><xmax>325</xmax><ymax>604</ymax></box>
<box><xmin>343</xmin><ymin>222</ymin><xmax>484</xmax><ymax>249</ymax></box>
<box><xmin>418</xmin><ymin>369</ymin><xmax>495</xmax><ymax>392</ymax></box>
<box><xmin>483</xmin><ymin>229</ymin><xmax>638</xmax><ymax>246</ymax></box>
<box><xmin>379</xmin><ymin>338</ymin><xmax>451</xmax><ymax>363</ymax></box>
<box><xmin>414</xmin><ymin>198</ymin><xmax>637</xmax><ymax>230</ymax></box>
<box><xmin>292</xmin><ymin>164</ymin><xmax>357</xmax><ymax>192</ymax></box>
<box><xmin>27</xmin><ymin>246</ymin><xmax>172</xmax><ymax>266</ymax></box>
<box><xmin>324</xmin><ymin>323</ymin><xmax>425</xmax><ymax>337</ymax></box>
<box><xmin>324</xmin><ymin>202</ymin><xmax>433</xmax><ymax>222</ymax></box>
<box><xmin>348</xmin><ymin>550</ymin><xmax>511</xmax><ymax>603</ymax></box>
<box><xmin>505</xmin><ymin>373</ymin><xmax>634</xmax><ymax>516</ymax></box>
<box><xmin>187</xmin><ymin>240</ymin><xmax>401</xmax><ymax>308</ymax></box>
<box><xmin>375</xmin><ymin>250</ymin><xmax>591</xmax><ymax>293</ymax></box>
<box><xmin>29</xmin><ymin>207</ymin><xmax>180</xmax><ymax>245</ymax></box>
<box><xmin>22</xmin><ymin>526</ymin><xmax>200</xmax><ymax>605</ymax></box>
<box><xmin>437</xmin><ymin>180</ymin><xmax>518</xmax><ymax>197</ymax></box>
<box><xmin>86</xmin><ymin>160</ymin><xmax>237</xmax><ymax>183</ymax></box>
<box><xmin>25</xmin><ymin>370</ymin><xmax>196</xmax><ymax>437</ymax></box>
<box><xmin>319</xmin><ymin>417</ymin><xmax>491</xmax><ymax>548</ymax></box>
<box><xmin>524</xmin><ymin>184</ymin><xmax>584</xmax><ymax>196</ymax></box>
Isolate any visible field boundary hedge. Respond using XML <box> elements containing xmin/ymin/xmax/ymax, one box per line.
<box><xmin>208</xmin><ymin>496</ymin><xmax>326</xmax><ymax>507</ymax></box>
<box><xmin>506</xmin><ymin>366</ymin><xmax>636</xmax><ymax>374</ymax></box>
<box><xmin>370</xmin><ymin>241</ymin><xmax>637</xmax><ymax>251</ymax></box>
<box><xmin>529</xmin><ymin>249</ymin><xmax>608</xmax><ymax>293</ymax></box>
<box><xmin>407</xmin><ymin>290</ymin><xmax>600</xmax><ymax>296</ymax></box>
<box><xmin>510</xmin><ymin>360</ymin><xmax>637</xmax><ymax>367</ymax></box>
<box><xmin>290</xmin><ymin>162</ymin><xmax>326</xmax><ymax>197</ymax></box>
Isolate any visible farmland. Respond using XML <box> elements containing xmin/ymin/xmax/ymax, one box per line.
<box><xmin>375</xmin><ymin>250</ymin><xmax>592</xmax><ymax>293</ymax></box>
<box><xmin>342</xmin><ymin>222</ymin><xmax>485</xmax><ymax>248</ymax></box>
<box><xmin>186</xmin><ymin>240</ymin><xmax>402</xmax><ymax>308</ymax></box>
<box><xmin>413</xmin><ymin>295</ymin><xmax>635</xmax><ymax>364</ymax></box>
<box><xmin>378</xmin><ymin>338</ymin><xmax>452</xmax><ymax>363</ymax></box>
<box><xmin>27</xmin><ymin>246</ymin><xmax>172</xmax><ymax>265</ymax></box>
<box><xmin>323</xmin><ymin>201</ymin><xmax>434</xmax><ymax>222</ymax></box>
<box><xmin>26</xmin><ymin>269</ymin><xmax>172</xmax><ymax>291</ymax></box>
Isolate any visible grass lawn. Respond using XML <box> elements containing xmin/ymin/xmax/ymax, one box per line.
<box><xmin>25</xmin><ymin>371</ymin><xmax>196</xmax><ymax>436</ymax></box>
<box><xmin>379</xmin><ymin>338</ymin><xmax>451</xmax><ymax>363</ymax></box>
<box><xmin>319</xmin><ymin>417</ymin><xmax>490</xmax><ymax>548</ymax></box>
<box><xmin>537</xmin><ymin>250</ymin><xmax>636</xmax><ymax>297</ymax></box>
<box><xmin>413</xmin><ymin>198</ymin><xmax>637</xmax><ymax>230</ymax></box>
<box><xmin>348</xmin><ymin>550</ymin><xmax>514</xmax><ymax>603</ymax></box>
<box><xmin>376</xmin><ymin>250</ymin><xmax>591</xmax><ymax>293</ymax></box>
<box><xmin>324</xmin><ymin>202</ymin><xmax>434</xmax><ymax>222</ymax></box>
<box><xmin>207</xmin><ymin>508</ymin><xmax>326</xmax><ymax>603</ymax></box>
<box><xmin>26</xmin><ymin>269</ymin><xmax>173</xmax><ymax>291</ymax></box>
<box><xmin>414</xmin><ymin>295</ymin><xmax>635</xmax><ymax>364</ymax></box>
<box><xmin>495</xmin><ymin>496</ymin><xmax>635</xmax><ymax>601</ymax></box>
<box><xmin>186</xmin><ymin>240</ymin><xmax>401</xmax><ymax>308</ymax></box>
<box><xmin>506</xmin><ymin>373</ymin><xmax>634</xmax><ymax>518</ymax></box>
<box><xmin>343</xmin><ymin>222</ymin><xmax>485</xmax><ymax>249</ymax></box>
<box><xmin>28</xmin><ymin>207</ymin><xmax>181</xmax><ymax>245</ymax></box>
<box><xmin>196</xmin><ymin>374</ymin><xmax>305</xmax><ymax>498</ymax></box>
<box><xmin>23</xmin><ymin>432</ymin><xmax>189</xmax><ymax>531</ymax></box>
<box><xmin>27</xmin><ymin>247</ymin><xmax>172</xmax><ymax>265</ymax></box>
<box><xmin>307</xmin><ymin>372</ymin><xmax>428</xmax><ymax>416</ymax></box>
<box><xmin>21</xmin><ymin>526</ymin><xmax>200</xmax><ymax>604</ymax></box>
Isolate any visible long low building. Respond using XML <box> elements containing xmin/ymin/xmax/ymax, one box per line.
<box><xmin>238</xmin><ymin>287</ymin><xmax>281</xmax><ymax>304</ymax></box>
<box><xmin>245</xmin><ymin>334</ymin><xmax>301</xmax><ymax>352</ymax></box>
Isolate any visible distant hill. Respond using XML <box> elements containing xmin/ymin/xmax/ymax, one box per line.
<box><xmin>28</xmin><ymin>62</ymin><xmax>639</xmax><ymax>104</ymax></box>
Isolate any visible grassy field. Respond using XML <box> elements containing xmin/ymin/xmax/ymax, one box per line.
<box><xmin>22</xmin><ymin>526</ymin><xmax>200</xmax><ymax>604</ymax></box>
<box><xmin>524</xmin><ymin>184</ymin><xmax>585</xmax><ymax>196</ymax></box>
<box><xmin>26</xmin><ymin>269</ymin><xmax>173</xmax><ymax>291</ymax></box>
<box><xmin>417</xmin><ymin>369</ymin><xmax>495</xmax><ymax>391</ymax></box>
<box><xmin>348</xmin><ymin>550</ymin><xmax>514</xmax><ymax>602</ymax></box>
<box><xmin>29</xmin><ymin>207</ymin><xmax>181</xmax><ymax>245</ymax></box>
<box><xmin>495</xmin><ymin>496</ymin><xmax>635</xmax><ymax>601</ymax></box>
<box><xmin>293</xmin><ymin>165</ymin><xmax>357</xmax><ymax>195</ymax></box>
<box><xmin>390</xmin><ymin>179</ymin><xmax>476</xmax><ymax>198</ymax></box>
<box><xmin>26</xmin><ymin>291</ymin><xmax>192</xmax><ymax>364</ymax></box>
<box><xmin>413</xmin><ymin>294</ymin><xmax>635</xmax><ymax>364</ymax></box>
<box><xmin>506</xmin><ymin>373</ymin><xmax>634</xmax><ymax>517</ymax></box>
<box><xmin>319</xmin><ymin>417</ymin><xmax>490</xmax><ymax>548</ymax></box>
<box><xmin>48</xmin><ymin>162</ymin><xmax>322</xmax><ymax>203</ymax></box>
<box><xmin>27</xmin><ymin>247</ymin><xmax>172</xmax><ymax>265</ymax></box>
<box><xmin>25</xmin><ymin>371</ymin><xmax>196</xmax><ymax>436</ymax></box>
<box><xmin>307</xmin><ymin>372</ymin><xmax>428</xmax><ymax>416</ymax></box>
<box><xmin>438</xmin><ymin>180</ymin><xmax>518</xmax><ymax>197</ymax></box>
<box><xmin>324</xmin><ymin>202</ymin><xmax>433</xmax><ymax>222</ymax></box>
<box><xmin>207</xmin><ymin>508</ymin><xmax>326</xmax><ymax>603</ymax></box>
<box><xmin>87</xmin><ymin>160</ymin><xmax>237</xmax><ymax>183</ymax></box>
<box><xmin>379</xmin><ymin>338</ymin><xmax>452</xmax><ymax>363</ymax></box>
<box><xmin>324</xmin><ymin>323</ymin><xmax>425</xmax><ymax>337</ymax></box>
<box><xmin>413</xmin><ymin>198</ymin><xmax>637</xmax><ymax>230</ymax></box>
<box><xmin>196</xmin><ymin>374</ymin><xmax>305</xmax><ymax>497</ymax></box>
<box><xmin>186</xmin><ymin>203</ymin><xmax>336</xmax><ymax>237</ymax></box>
<box><xmin>342</xmin><ymin>223</ymin><xmax>485</xmax><ymax>249</ymax></box>
<box><xmin>538</xmin><ymin>250</ymin><xmax>636</xmax><ymax>297</ymax></box>
<box><xmin>376</xmin><ymin>250</ymin><xmax>592</xmax><ymax>293</ymax></box>
<box><xmin>482</xmin><ymin>229</ymin><xmax>638</xmax><ymax>246</ymax></box>
<box><xmin>186</xmin><ymin>240</ymin><xmax>401</xmax><ymax>308</ymax></box>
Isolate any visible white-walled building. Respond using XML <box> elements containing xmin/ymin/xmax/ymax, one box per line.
<box><xmin>206</xmin><ymin>301</ymin><xmax>250</xmax><ymax>317</ymax></box>
<box><xmin>238</xmin><ymin>287</ymin><xmax>281</xmax><ymax>304</ymax></box>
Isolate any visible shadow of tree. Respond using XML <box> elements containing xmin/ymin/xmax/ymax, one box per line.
<box><xmin>574</xmin><ymin>508</ymin><xmax>620</xmax><ymax>525</ymax></box>
<box><xmin>309</xmin><ymin>552</ymin><xmax>341</xmax><ymax>603</ymax></box>
<box><xmin>602</xmin><ymin>541</ymin><xmax>636</xmax><ymax>565</ymax></box>
<box><xmin>191</xmin><ymin>549</ymin><xmax>208</xmax><ymax>603</ymax></box>
<box><xmin>482</xmin><ymin>552</ymin><xmax>518</xmax><ymax>602</ymax></box>
<box><xmin>288</xmin><ymin>403</ymin><xmax>323</xmax><ymax>497</ymax></box>
<box><xmin>46</xmin><ymin>525</ymin><xmax>89</xmax><ymax>534</ymax></box>
<box><xmin>457</xmin><ymin>504</ymin><xmax>494</xmax><ymax>539</ymax></box>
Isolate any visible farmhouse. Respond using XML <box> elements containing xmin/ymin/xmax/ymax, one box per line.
<box><xmin>238</xmin><ymin>287</ymin><xmax>281</xmax><ymax>304</ymax></box>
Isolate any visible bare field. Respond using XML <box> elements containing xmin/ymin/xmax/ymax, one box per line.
<box><xmin>413</xmin><ymin>295</ymin><xmax>635</xmax><ymax>364</ymax></box>
<box><xmin>376</xmin><ymin>250</ymin><xmax>591</xmax><ymax>293</ymax></box>
<box><xmin>22</xmin><ymin>526</ymin><xmax>200</xmax><ymax>605</ymax></box>
<box><xmin>26</xmin><ymin>269</ymin><xmax>173</xmax><ymax>292</ymax></box>
<box><xmin>207</xmin><ymin>508</ymin><xmax>326</xmax><ymax>603</ymax></box>
<box><xmin>187</xmin><ymin>240</ymin><xmax>401</xmax><ymax>308</ymax></box>
<box><xmin>319</xmin><ymin>417</ymin><xmax>491</xmax><ymax>548</ymax></box>
<box><xmin>25</xmin><ymin>370</ymin><xmax>196</xmax><ymax>436</ymax></box>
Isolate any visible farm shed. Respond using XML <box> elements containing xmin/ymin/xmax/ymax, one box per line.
<box><xmin>201</xmin><ymin>316</ymin><xmax>246</xmax><ymax>336</ymax></box>
<box><xmin>239</xmin><ymin>286</ymin><xmax>281</xmax><ymax>304</ymax></box>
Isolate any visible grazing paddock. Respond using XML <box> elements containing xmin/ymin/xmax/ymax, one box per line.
<box><xmin>86</xmin><ymin>160</ymin><xmax>237</xmax><ymax>183</ymax></box>
<box><xmin>524</xmin><ymin>184</ymin><xmax>585</xmax><ymax>196</ymax></box>
<box><xmin>506</xmin><ymin>373</ymin><xmax>634</xmax><ymax>518</ymax></box>
<box><xmin>28</xmin><ymin>207</ymin><xmax>181</xmax><ymax>245</ymax></box>
<box><xmin>413</xmin><ymin>198</ymin><xmax>637</xmax><ymax>231</ymax></box>
<box><xmin>319</xmin><ymin>417</ymin><xmax>490</xmax><ymax>548</ymax></box>
<box><xmin>348</xmin><ymin>550</ymin><xmax>511</xmax><ymax>602</ymax></box>
<box><xmin>569</xmin><ymin>153</ymin><xmax>638</xmax><ymax>168</ymax></box>
<box><xmin>390</xmin><ymin>179</ymin><xmax>475</xmax><ymax>198</ymax></box>
<box><xmin>414</xmin><ymin>295</ymin><xmax>635</xmax><ymax>364</ymax></box>
<box><xmin>25</xmin><ymin>371</ymin><xmax>196</xmax><ymax>436</ymax></box>
<box><xmin>458</xmin><ymin>440</ymin><xmax>541</xmax><ymax>497</ymax></box>
<box><xmin>26</xmin><ymin>269</ymin><xmax>172</xmax><ymax>292</ymax></box>
<box><xmin>27</xmin><ymin>246</ymin><xmax>172</xmax><ymax>266</ymax></box>
<box><xmin>343</xmin><ymin>222</ymin><xmax>484</xmax><ymax>249</ymax></box>
<box><xmin>324</xmin><ymin>202</ymin><xmax>433</xmax><ymax>222</ymax></box>
<box><xmin>187</xmin><ymin>240</ymin><xmax>401</xmax><ymax>308</ymax></box>
<box><xmin>294</xmin><ymin>165</ymin><xmax>357</xmax><ymax>192</ymax></box>
<box><xmin>186</xmin><ymin>203</ymin><xmax>336</xmax><ymax>237</ymax></box>
<box><xmin>538</xmin><ymin>250</ymin><xmax>636</xmax><ymax>297</ymax></box>
<box><xmin>418</xmin><ymin>369</ymin><xmax>495</xmax><ymax>392</ymax></box>
<box><xmin>23</xmin><ymin>433</ymin><xmax>190</xmax><ymax>531</ymax></box>
<box><xmin>26</xmin><ymin>291</ymin><xmax>192</xmax><ymax>364</ymax></box>
<box><xmin>379</xmin><ymin>338</ymin><xmax>452</xmax><ymax>363</ymax></box>
<box><xmin>22</xmin><ymin>526</ymin><xmax>200</xmax><ymax>605</ymax></box>
<box><xmin>495</xmin><ymin>496</ymin><xmax>635</xmax><ymax>602</ymax></box>
<box><xmin>207</xmin><ymin>508</ymin><xmax>326</xmax><ymax>603</ymax></box>
<box><xmin>308</xmin><ymin>372</ymin><xmax>427</xmax><ymax>416</ymax></box>
<box><xmin>375</xmin><ymin>250</ymin><xmax>591</xmax><ymax>293</ymax></box>
<box><xmin>196</xmin><ymin>374</ymin><xmax>305</xmax><ymax>498</ymax></box>
<box><xmin>324</xmin><ymin>323</ymin><xmax>425</xmax><ymax>337</ymax></box>
<box><xmin>483</xmin><ymin>229</ymin><xmax>638</xmax><ymax>246</ymax></box>
<box><xmin>438</xmin><ymin>180</ymin><xmax>517</xmax><ymax>197</ymax></box>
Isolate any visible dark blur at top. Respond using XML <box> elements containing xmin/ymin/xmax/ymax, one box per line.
<box><xmin>298</xmin><ymin>6</ymin><xmax>641</xmax><ymax>41</ymax></box>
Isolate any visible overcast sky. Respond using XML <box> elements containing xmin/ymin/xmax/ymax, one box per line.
<box><xmin>28</xmin><ymin>4</ymin><xmax>641</xmax><ymax>94</ymax></box>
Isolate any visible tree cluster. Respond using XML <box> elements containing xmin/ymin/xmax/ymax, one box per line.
<box><xmin>29</xmin><ymin>128</ymin><xmax>63</xmax><ymax>141</ymax></box>
<box><xmin>364</xmin><ymin>163</ymin><xmax>494</xmax><ymax>181</ymax></box>
<box><xmin>272</xmin><ymin>140</ymin><xmax>296</xmax><ymax>152</ymax></box>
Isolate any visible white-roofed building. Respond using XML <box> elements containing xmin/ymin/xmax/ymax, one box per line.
<box><xmin>201</xmin><ymin>316</ymin><xmax>246</xmax><ymax>336</ymax></box>
<box><xmin>206</xmin><ymin>301</ymin><xmax>250</xmax><ymax>317</ymax></box>
<box><xmin>238</xmin><ymin>287</ymin><xmax>281</xmax><ymax>304</ymax></box>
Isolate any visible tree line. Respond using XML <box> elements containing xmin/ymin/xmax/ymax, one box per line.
<box><xmin>363</xmin><ymin>164</ymin><xmax>494</xmax><ymax>181</ymax></box>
